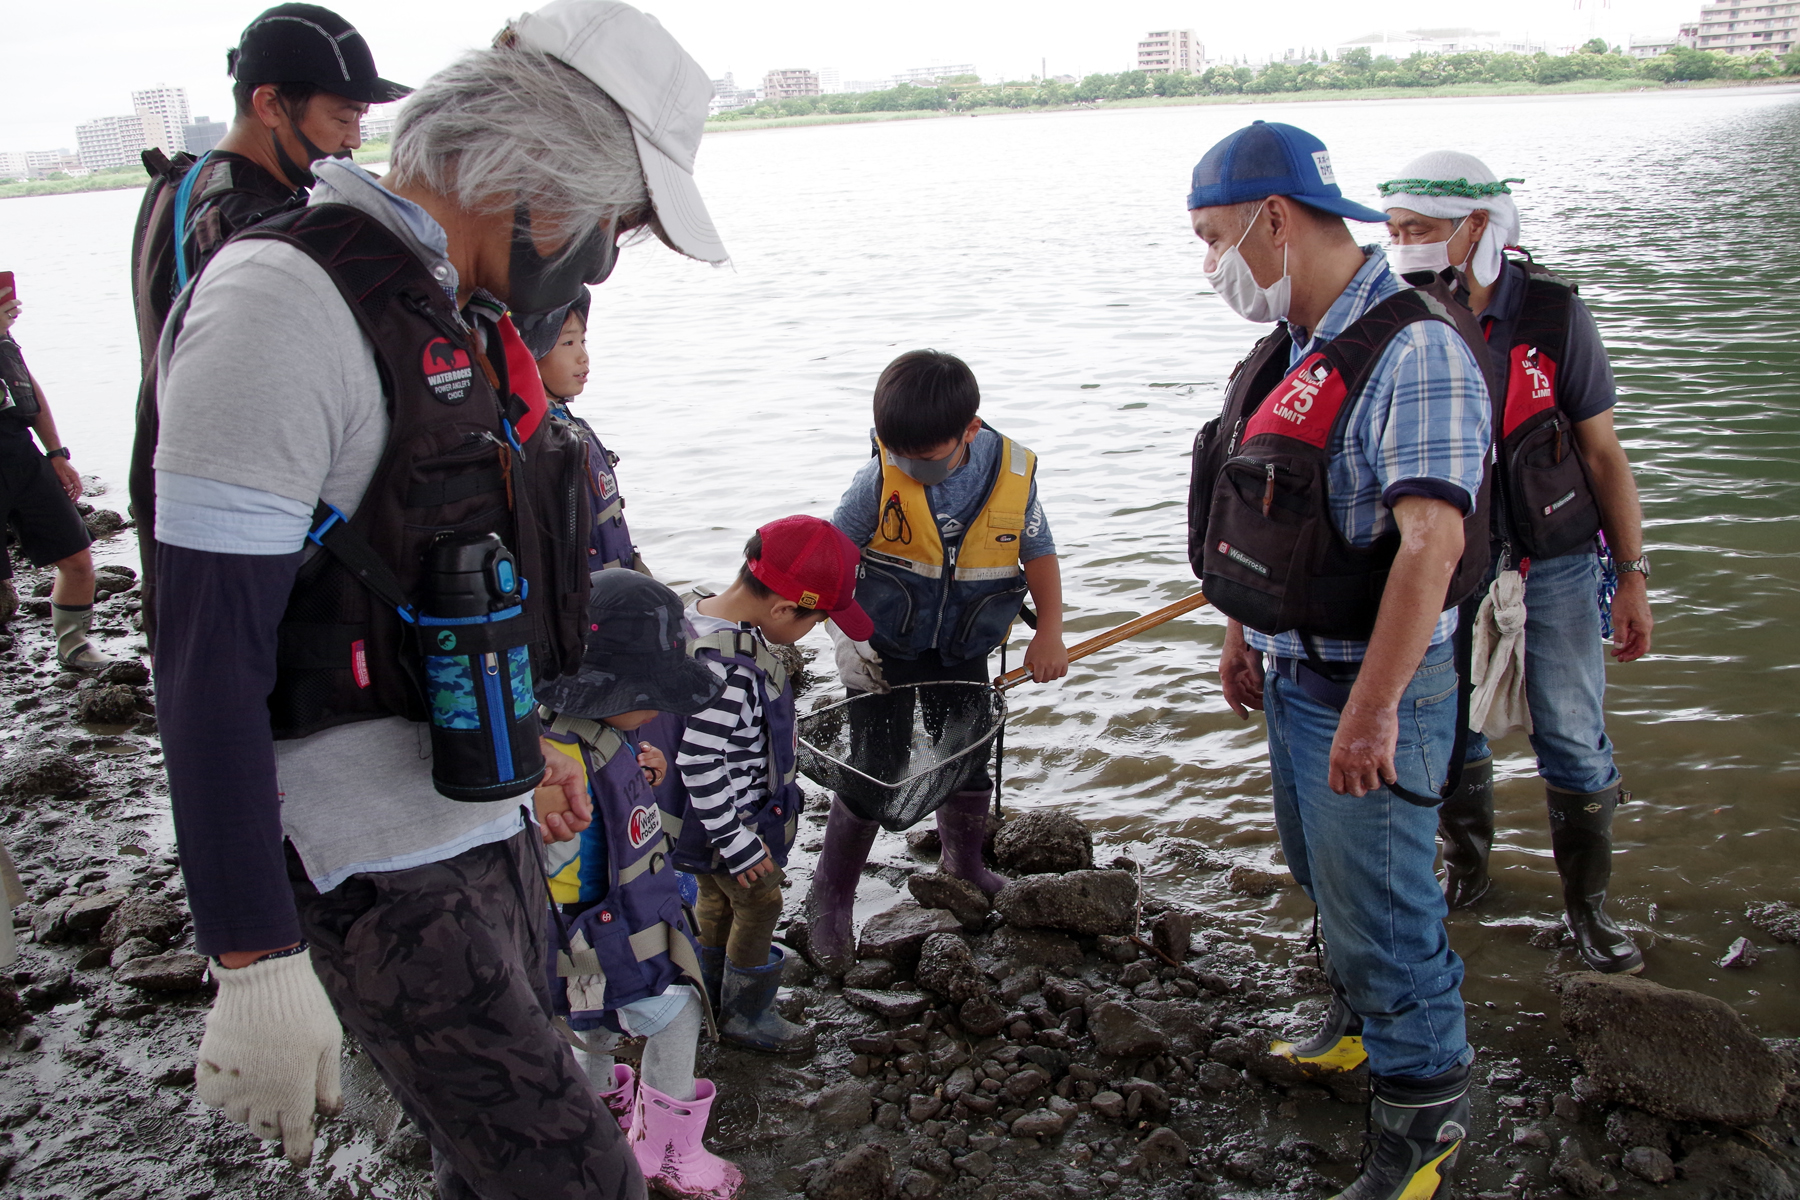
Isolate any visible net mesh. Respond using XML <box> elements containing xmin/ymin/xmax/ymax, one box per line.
<box><xmin>797</xmin><ymin>682</ymin><xmax>1006</xmax><ymax>831</ymax></box>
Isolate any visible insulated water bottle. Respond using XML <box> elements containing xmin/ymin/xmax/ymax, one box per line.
<box><xmin>419</xmin><ymin>532</ymin><xmax>545</xmax><ymax>801</ymax></box>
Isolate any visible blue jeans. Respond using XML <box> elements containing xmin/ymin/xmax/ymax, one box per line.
<box><xmin>1265</xmin><ymin>638</ymin><xmax>1471</xmax><ymax>1079</ymax></box>
<box><xmin>1464</xmin><ymin>549</ymin><xmax>1619</xmax><ymax>793</ymax></box>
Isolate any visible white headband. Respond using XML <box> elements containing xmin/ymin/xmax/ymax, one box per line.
<box><xmin>1377</xmin><ymin>150</ymin><xmax>1522</xmax><ymax>287</ymax></box>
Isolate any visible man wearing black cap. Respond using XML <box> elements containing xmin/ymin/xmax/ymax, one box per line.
<box><xmin>128</xmin><ymin>3</ymin><xmax>408</xmax><ymax>642</ymax></box>
<box><xmin>184</xmin><ymin>3</ymin><xmax>410</xmax><ymax>285</ymax></box>
<box><xmin>1185</xmin><ymin>120</ymin><xmax>1491</xmax><ymax>1200</ymax></box>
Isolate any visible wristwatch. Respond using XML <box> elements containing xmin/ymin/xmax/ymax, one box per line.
<box><xmin>45</xmin><ymin>447</ymin><xmax>70</xmax><ymax>461</ymax></box>
<box><xmin>1615</xmin><ymin>554</ymin><xmax>1650</xmax><ymax>580</ymax></box>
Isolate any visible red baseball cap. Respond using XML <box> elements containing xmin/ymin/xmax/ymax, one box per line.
<box><xmin>748</xmin><ymin>515</ymin><xmax>873</xmax><ymax>641</ymax></box>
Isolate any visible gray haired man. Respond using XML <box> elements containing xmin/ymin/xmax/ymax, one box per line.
<box><xmin>150</xmin><ymin>2</ymin><xmax>726</xmax><ymax>1193</ymax></box>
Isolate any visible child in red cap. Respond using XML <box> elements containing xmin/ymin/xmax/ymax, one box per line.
<box><xmin>673</xmin><ymin>515</ymin><xmax>867</xmax><ymax>1053</ymax></box>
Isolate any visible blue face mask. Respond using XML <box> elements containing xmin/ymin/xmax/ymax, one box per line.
<box><xmin>888</xmin><ymin>441</ymin><xmax>964</xmax><ymax>485</ymax></box>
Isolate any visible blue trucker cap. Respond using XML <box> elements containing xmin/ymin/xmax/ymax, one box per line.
<box><xmin>1187</xmin><ymin>120</ymin><xmax>1389</xmax><ymax>223</ymax></box>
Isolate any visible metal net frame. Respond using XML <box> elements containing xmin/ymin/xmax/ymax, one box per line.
<box><xmin>797</xmin><ymin>681</ymin><xmax>1007</xmax><ymax>832</ymax></box>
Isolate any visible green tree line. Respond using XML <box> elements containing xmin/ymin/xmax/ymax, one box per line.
<box><xmin>713</xmin><ymin>42</ymin><xmax>1800</xmax><ymax>122</ymax></box>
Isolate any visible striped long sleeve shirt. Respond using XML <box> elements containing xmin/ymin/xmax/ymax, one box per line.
<box><xmin>676</xmin><ymin>610</ymin><xmax>772</xmax><ymax>875</ymax></box>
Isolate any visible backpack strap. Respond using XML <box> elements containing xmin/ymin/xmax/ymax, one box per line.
<box><xmin>545</xmin><ymin>711</ymin><xmax>627</xmax><ymax>764</ymax></box>
<box><xmin>689</xmin><ymin>627</ymin><xmax>790</xmax><ymax>698</ymax></box>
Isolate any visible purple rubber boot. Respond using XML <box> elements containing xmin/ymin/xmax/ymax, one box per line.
<box><xmin>597</xmin><ymin>1063</ymin><xmax>635</xmax><ymax>1132</ymax></box>
<box><xmin>800</xmin><ymin>796</ymin><xmax>879</xmax><ymax>977</ymax></box>
<box><xmin>936</xmin><ymin>788</ymin><xmax>1007</xmax><ymax>896</ymax></box>
<box><xmin>632</xmin><ymin>1078</ymin><xmax>746</xmax><ymax>1199</ymax></box>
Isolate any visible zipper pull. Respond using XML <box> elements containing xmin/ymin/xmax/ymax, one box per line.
<box><xmin>1553</xmin><ymin>423</ymin><xmax>1564</xmax><ymax>464</ymax></box>
<box><xmin>1262</xmin><ymin>463</ymin><xmax>1276</xmax><ymax>518</ymax></box>
<box><xmin>484</xmin><ymin>652</ymin><xmax>499</xmax><ymax>676</ymax></box>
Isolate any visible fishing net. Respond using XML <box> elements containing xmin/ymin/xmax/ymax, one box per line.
<box><xmin>797</xmin><ymin>682</ymin><xmax>1006</xmax><ymax>831</ymax></box>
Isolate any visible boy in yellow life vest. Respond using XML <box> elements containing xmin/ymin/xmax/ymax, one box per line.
<box><xmin>802</xmin><ymin>349</ymin><xmax>1070</xmax><ymax>976</ymax></box>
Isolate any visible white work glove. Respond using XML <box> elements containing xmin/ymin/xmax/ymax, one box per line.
<box><xmin>829</xmin><ymin>622</ymin><xmax>889</xmax><ymax>694</ymax></box>
<box><xmin>196</xmin><ymin>950</ymin><xmax>344</xmax><ymax>1166</ymax></box>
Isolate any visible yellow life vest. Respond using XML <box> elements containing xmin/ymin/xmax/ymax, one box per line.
<box><xmin>864</xmin><ymin>431</ymin><xmax>1037</xmax><ymax>582</ymax></box>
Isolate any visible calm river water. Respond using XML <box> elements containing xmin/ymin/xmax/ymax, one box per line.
<box><xmin>2</xmin><ymin>87</ymin><xmax>1796</xmax><ymax>1034</ymax></box>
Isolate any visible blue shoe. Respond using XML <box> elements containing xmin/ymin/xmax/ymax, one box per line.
<box><xmin>719</xmin><ymin>945</ymin><xmax>814</xmax><ymax>1055</ymax></box>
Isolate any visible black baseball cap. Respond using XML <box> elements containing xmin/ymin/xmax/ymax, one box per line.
<box><xmin>228</xmin><ymin>4</ymin><xmax>412</xmax><ymax>104</ymax></box>
<box><xmin>535</xmin><ymin>570</ymin><xmax>725</xmax><ymax>721</ymax></box>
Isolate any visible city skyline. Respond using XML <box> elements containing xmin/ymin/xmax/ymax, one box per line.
<box><xmin>1</xmin><ymin>0</ymin><xmax>1707</xmax><ymax>151</ymax></box>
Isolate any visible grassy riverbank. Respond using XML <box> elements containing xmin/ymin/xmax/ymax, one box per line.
<box><xmin>0</xmin><ymin>164</ymin><xmax>149</xmax><ymax>201</ymax></box>
<box><xmin>706</xmin><ymin>75</ymin><xmax>1798</xmax><ymax>134</ymax></box>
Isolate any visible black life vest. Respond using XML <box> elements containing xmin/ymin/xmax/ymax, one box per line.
<box><xmin>1187</xmin><ymin>279</ymin><xmax>1494</xmax><ymax>641</ymax></box>
<box><xmin>0</xmin><ymin>337</ymin><xmax>41</xmax><ymax>429</ymax></box>
<box><xmin>152</xmin><ymin>203</ymin><xmax>591</xmax><ymax>739</ymax></box>
<box><xmin>127</xmin><ymin>148</ymin><xmax>305</xmax><ymax>644</ymax></box>
<box><xmin>1488</xmin><ymin>262</ymin><xmax>1602</xmax><ymax>560</ymax></box>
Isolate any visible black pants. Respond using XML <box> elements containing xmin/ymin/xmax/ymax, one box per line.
<box><xmin>851</xmin><ymin>649</ymin><xmax>994</xmax><ymax>794</ymax></box>
<box><xmin>291</xmin><ymin>829</ymin><xmax>644</xmax><ymax>1200</ymax></box>
<box><xmin>0</xmin><ymin>430</ymin><xmax>89</xmax><ymax>571</ymax></box>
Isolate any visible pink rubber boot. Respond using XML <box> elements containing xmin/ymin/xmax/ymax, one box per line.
<box><xmin>631</xmin><ymin>1078</ymin><xmax>745</xmax><ymax>1200</ymax></box>
<box><xmin>597</xmin><ymin>1063</ymin><xmax>636</xmax><ymax>1132</ymax></box>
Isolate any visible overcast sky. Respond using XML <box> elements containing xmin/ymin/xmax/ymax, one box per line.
<box><xmin>2</xmin><ymin>0</ymin><xmax>1700</xmax><ymax>151</ymax></box>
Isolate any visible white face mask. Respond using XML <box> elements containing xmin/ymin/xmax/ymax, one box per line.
<box><xmin>1388</xmin><ymin>217</ymin><xmax>1467</xmax><ymax>278</ymax></box>
<box><xmin>1204</xmin><ymin>200</ymin><xmax>1290</xmax><ymax>324</ymax></box>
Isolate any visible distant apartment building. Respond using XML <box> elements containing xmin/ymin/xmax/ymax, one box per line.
<box><xmin>842</xmin><ymin>78</ymin><xmax>892</xmax><ymax>93</ymax></box>
<box><xmin>184</xmin><ymin>115</ymin><xmax>228</xmax><ymax>155</ymax></box>
<box><xmin>1691</xmin><ymin>0</ymin><xmax>1797</xmax><ymax>53</ymax></box>
<box><xmin>26</xmin><ymin>149</ymin><xmax>83</xmax><ymax>178</ymax></box>
<box><xmin>1628</xmin><ymin>26</ymin><xmax>1700</xmax><ymax>55</ymax></box>
<box><xmin>1138</xmin><ymin>29</ymin><xmax>1203</xmax><ymax>73</ymax></box>
<box><xmin>1336</xmin><ymin>27</ymin><xmax>1548</xmax><ymax>57</ymax></box>
<box><xmin>360</xmin><ymin>112</ymin><xmax>398</xmax><ymax>143</ymax></box>
<box><xmin>0</xmin><ymin>153</ymin><xmax>28</xmax><ymax>181</ymax></box>
<box><xmin>763</xmin><ymin>68</ymin><xmax>821</xmax><ymax>99</ymax></box>
<box><xmin>892</xmin><ymin>63</ymin><xmax>978</xmax><ymax>85</ymax></box>
<box><xmin>708</xmin><ymin>72</ymin><xmax>758</xmax><ymax>114</ymax></box>
<box><xmin>76</xmin><ymin>112</ymin><xmax>160</xmax><ymax>171</ymax></box>
<box><xmin>817</xmin><ymin>67</ymin><xmax>843</xmax><ymax>93</ymax></box>
<box><xmin>130</xmin><ymin>84</ymin><xmax>191</xmax><ymax>156</ymax></box>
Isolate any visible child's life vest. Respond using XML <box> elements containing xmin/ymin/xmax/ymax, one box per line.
<box><xmin>549</xmin><ymin>403</ymin><xmax>636</xmax><ymax>570</ymax></box>
<box><xmin>542</xmin><ymin>712</ymin><xmax>709</xmax><ymax>1032</ymax></box>
<box><xmin>667</xmin><ymin>617</ymin><xmax>804</xmax><ymax>876</ymax></box>
<box><xmin>856</xmin><ymin>424</ymin><xmax>1037</xmax><ymax>664</ymax></box>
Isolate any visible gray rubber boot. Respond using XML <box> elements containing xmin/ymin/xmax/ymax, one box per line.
<box><xmin>1438</xmin><ymin>756</ymin><xmax>1494</xmax><ymax>910</ymax></box>
<box><xmin>1547</xmin><ymin>782</ymin><xmax>1643</xmax><ymax>974</ymax></box>
<box><xmin>1333</xmin><ymin>1064</ymin><xmax>1471</xmax><ymax>1199</ymax></box>
<box><xmin>719</xmin><ymin>944</ymin><xmax>815</xmax><ymax>1055</ymax></box>
<box><xmin>53</xmin><ymin>603</ymin><xmax>115</xmax><ymax>671</ymax></box>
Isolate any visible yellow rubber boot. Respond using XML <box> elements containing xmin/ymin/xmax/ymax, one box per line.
<box><xmin>1330</xmin><ymin>1065</ymin><xmax>1470</xmax><ymax>1200</ymax></box>
<box><xmin>1271</xmin><ymin>945</ymin><xmax>1367</xmax><ymax>1072</ymax></box>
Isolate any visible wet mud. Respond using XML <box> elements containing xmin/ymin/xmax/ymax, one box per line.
<box><xmin>0</xmin><ymin>528</ymin><xmax>1798</xmax><ymax>1200</ymax></box>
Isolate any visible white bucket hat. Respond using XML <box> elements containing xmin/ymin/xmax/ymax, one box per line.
<box><xmin>510</xmin><ymin>0</ymin><xmax>727</xmax><ymax>264</ymax></box>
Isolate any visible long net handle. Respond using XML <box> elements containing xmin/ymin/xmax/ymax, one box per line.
<box><xmin>993</xmin><ymin>590</ymin><xmax>1210</xmax><ymax>693</ymax></box>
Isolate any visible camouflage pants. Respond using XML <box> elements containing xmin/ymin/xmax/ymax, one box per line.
<box><xmin>290</xmin><ymin>829</ymin><xmax>644</xmax><ymax>1200</ymax></box>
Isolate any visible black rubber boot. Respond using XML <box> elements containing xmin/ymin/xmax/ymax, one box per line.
<box><xmin>1271</xmin><ymin>942</ymin><xmax>1367</xmax><ymax>1073</ymax></box>
<box><xmin>1437</xmin><ymin>756</ymin><xmax>1494</xmax><ymax>910</ymax></box>
<box><xmin>1547</xmin><ymin>783</ymin><xmax>1643</xmax><ymax>974</ymax></box>
<box><xmin>1332</xmin><ymin>1063</ymin><xmax>1471</xmax><ymax>1200</ymax></box>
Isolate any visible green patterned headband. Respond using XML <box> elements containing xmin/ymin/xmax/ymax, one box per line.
<box><xmin>1377</xmin><ymin>176</ymin><xmax>1524</xmax><ymax>199</ymax></box>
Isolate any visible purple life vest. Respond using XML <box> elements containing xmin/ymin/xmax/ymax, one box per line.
<box><xmin>551</xmin><ymin>405</ymin><xmax>636</xmax><ymax>570</ymax></box>
<box><xmin>668</xmin><ymin>624</ymin><xmax>804</xmax><ymax>876</ymax></box>
<box><xmin>541</xmin><ymin>714</ymin><xmax>705</xmax><ymax>1031</ymax></box>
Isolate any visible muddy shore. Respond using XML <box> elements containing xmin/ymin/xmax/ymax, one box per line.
<box><xmin>0</xmin><ymin>519</ymin><xmax>1796</xmax><ymax>1199</ymax></box>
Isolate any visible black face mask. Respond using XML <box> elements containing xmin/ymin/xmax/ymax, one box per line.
<box><xmin>272</xmin><ymin>117</ymin><xmax>348</xmax><ymax>191</ymax></box>
<box><xmin>506</xmin><ymin>205</ymin><xmax>618</xmax><ymax>318</ymax></box>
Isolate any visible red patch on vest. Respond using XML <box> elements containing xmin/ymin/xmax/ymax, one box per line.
<box><xmin>1242</xmin><ymin>352</ymin><xmax>1349</xmax><ymax>449</ymax></box>
<box><xmin>496</xmin><ymin>316</ymin><xmax>548</xmax><ymax>444</ymax></box>
<box><xmin>1503</xmin><ymin>344</ymin><xmax>1558</xmax><ymax>438</ymax></box>
<box><xmin>350</xmin><ymin>639</ymin><xmax>370</xmax><ymax>689</ymax></box>
<box><xmin>421</xmin><ymin>338</ymin><xmax>473</xmax><ymax>405</ymax></box>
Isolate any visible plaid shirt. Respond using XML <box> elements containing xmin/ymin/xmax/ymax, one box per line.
<box><xmin>1244</xmin><ymin>248</ymin><xmax>1491</xmax><ymax>663</ymax></box>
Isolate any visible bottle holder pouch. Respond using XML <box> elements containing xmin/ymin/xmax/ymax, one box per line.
<box><xmin>418</xmin><ymin>605</ymin><xmax>545</xmax><ymax>801</ymax></box>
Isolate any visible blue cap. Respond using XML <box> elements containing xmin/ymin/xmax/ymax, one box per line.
<box><xmin>1187</xmin><ymin>120</ymin><xmax>1389</xmax><ymax>223</ymax></box>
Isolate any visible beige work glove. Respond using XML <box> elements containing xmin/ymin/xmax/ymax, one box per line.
<box><xmin>828</xmin><ymin>621</ymin><xmax>889</xmax><ymax>694</ymax></box>
<box><xmin>196</xmin><ymin>950</ymin><xmax>344</xmax><ymax>1166</ymax></box>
